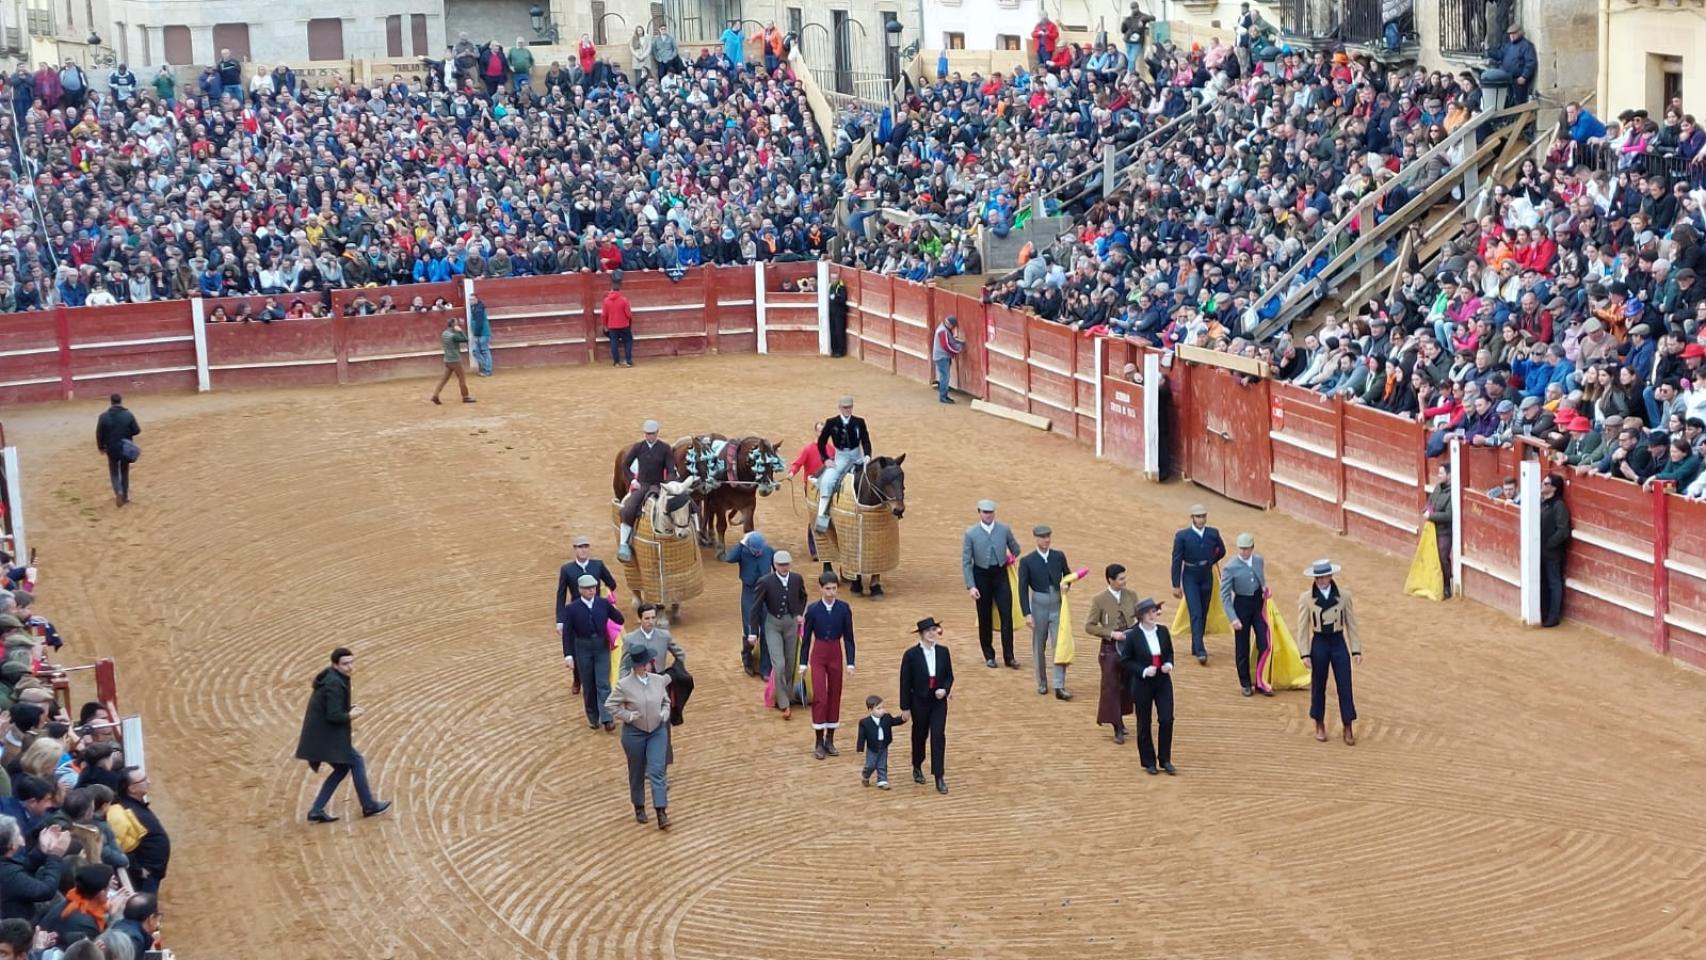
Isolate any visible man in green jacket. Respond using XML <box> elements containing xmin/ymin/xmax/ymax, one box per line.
<box><xmin>508</xmin><ymin>39</ymin><xmax>534</xmax><ymax>93</ymax></box>
<box><xmin>152</xmin><ymin>66</ymin><xmax>176</xmax><ymax>106</ymax></box>
<box><xmin>295</xmin><ymin>646</ymin><xmax>390</xmax><ymax>823</ymax></box>
<box><xmin>430</xmin><ymin>313</ymin><xmax>475</xmax><ymax>405</ymax></box>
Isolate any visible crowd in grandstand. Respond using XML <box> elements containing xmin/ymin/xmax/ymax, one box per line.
<box><xmin>0</xmin><ymin>33</ymin><xmax>834</xmax><ymax>315</ymax></box>
<box><xmin>0</xmin><ymin>559</ymin><xmax>166</xmax><ymax>958</ymax></box>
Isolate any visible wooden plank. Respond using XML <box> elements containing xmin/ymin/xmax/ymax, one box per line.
<box><xmin>970</xmin><ymin>398</ymin><xmax>1052</xmax><ymax>431</ymax></box>
<box><xmin>1175</xmin><ymin>343</ymin><xmax>1269</xmax><ymax>378</ymax></box>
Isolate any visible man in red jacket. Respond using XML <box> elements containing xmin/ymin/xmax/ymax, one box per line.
<box><xmin>604</xmin><ymin>271</ymin><xmax>634</xmax><ymax>367</ymax></box>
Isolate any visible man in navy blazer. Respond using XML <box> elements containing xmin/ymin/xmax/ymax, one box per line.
<box><xmin>562</xmin><ymin>574</ymin><xmax>626</xmax><ymax>730</ymax></box>
<box><xmin>1170</xmin><ymin>503</ymin><xmax>1225</xmax><ymax>665</ymax></box>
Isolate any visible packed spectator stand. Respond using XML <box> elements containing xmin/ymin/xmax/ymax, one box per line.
<box><xmin>0</xmin><ymin>554</ymin><xmax>166</xmax><ymax>959</ymax></box>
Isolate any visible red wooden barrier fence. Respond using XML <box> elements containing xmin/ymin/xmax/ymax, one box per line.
<box><xmin>4</xmin><ymin>265</ymin><xmax>1703</xmax><ymax>671</ymax></box>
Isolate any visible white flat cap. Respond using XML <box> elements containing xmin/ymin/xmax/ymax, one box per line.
<box><xmin>774</xmin><ymin>550</ymin><xmax>793</xmax><ymax>564</ymax></box>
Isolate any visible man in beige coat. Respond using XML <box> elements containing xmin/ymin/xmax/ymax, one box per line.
<box><xmin>1295</xmin><ymin>560</ymin><xmax>1363</xmax><ymax>746</ymax></box>
<box><xmin>606</xmin><ymin>647</ymin><xmax>673</xmax><ymax>829</ymax></box>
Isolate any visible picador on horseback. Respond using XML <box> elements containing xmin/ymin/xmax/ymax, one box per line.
<box><xmin>618</xmin><ymin>419</ymin><xmax>679</xmax><ymax>563</ymax></box>
<box><xmin>814</xmin><ymin>396</ymin><xmax>873</xmax><ymax>532</ymax></box>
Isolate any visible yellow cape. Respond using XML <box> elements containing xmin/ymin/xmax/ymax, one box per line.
<box><xmin>1054</xmin><ymin>570</ymin><xmax>1084</xmax><ymax>665</ymax></box>
<box><xmin>1170</xmin><ymin>567</ymin><xmax>1233</xmax><ymax>635</ymax></box>
<box><xmin>1257</xmin><ymin>596</ymin><xmax>1311</xmax><ymax>690</ymax></box>
<box><xmin>1405</xmin><ymin>520</ymin><xmax>1446</xmax><ymax>601</ymax></box>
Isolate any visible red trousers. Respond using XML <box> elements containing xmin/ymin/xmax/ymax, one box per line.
<box><xmin>809</xmin><ymin>640</ymin><xmax>844</xmax><ymax>728</ymax></box>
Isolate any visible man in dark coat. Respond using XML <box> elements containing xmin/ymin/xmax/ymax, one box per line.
<box><xmin>1491</xmin><ymin>23</ymin><xmax>1538</xmax><ymax>105</ymax></box>
<box><xmin>0</xmin><ymin>814</ymin><xmax>69</xmax><ymax>920</ymax></box>
<box><xmin>1171</xmin><ymin>504</ymin><xmax>1226</xmax><ymax>664</ymax></box>
<box><xmin>115</xmin><ymin>767</ymin><xmax>171</xmax><ymax>894</ymax></box>
<box><xmin>295</xmin><ymin>646</ymin><xmax>391</xmax><ymax>823</ymax></box>
<box><xmin>94</xmin><ymin>393</ymin><xmax>140</xmax><ymax>507</ymax></box>
<box><xmin>898</xmin><ymin>617</ymin><xmax>955</xmax><ymax>794</ymax></box>
<box><xmin>1540</xmin><ymin>472</ymin><xmax>1571</xmax><ymax>627</ymax></box>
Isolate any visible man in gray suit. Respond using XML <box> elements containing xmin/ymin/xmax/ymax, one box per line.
<box><xmin>621</xmin><ymin>603</ymin><xmax>687</xmax><ymax>678</ymax></box>
<box><xmin>962</xmin><ymin>499</ymin><xmax>1022</xmax><ymax>670</ymax></box>
<box><xmin>1219</xmin><ymin>532</ymin><xmax>1273</xmax><ymax>697</ymax></box>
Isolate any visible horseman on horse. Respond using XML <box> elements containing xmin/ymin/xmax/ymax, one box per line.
<box><xmin>814</xmin><ymin>396</ymin><xmax>873</xmax><ymax>531</ymax></box>
<box><xmin>616</xmin><ymin>419</ymin><xmax>679</xmax><ymax>563</ymax></box>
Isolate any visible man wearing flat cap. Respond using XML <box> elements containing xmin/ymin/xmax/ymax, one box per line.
<box><xmin>1170</xmin><ymin>504</ymin><xmax>1226</xmax><ymax>665</ymax></box>
<box><xmin>618</xmin><ymin>419</ymin><xmax>679</xmax><ymax>562</ymax></box>
<box><xmin>962</xmin><ymin>499</ymin><xmax>1022</xmax><ymax>669</ymax></box>
<box><xmin>562</xmin><ymin>574</ymin><xmax>626</xmax><ymax>730</ymax></box>
<box><xmin>748</xmin><ymin>549</ymin><xmax>809</xmax><ymax>718</ymax></box>
<box><xmin>1219</xmin><ymin>532</ymin><xmax>1272</xmax><ymax>697</ymax></box>
<box><xmin>898</xmin><ymin>616</ymin><xmax>955</xmax><ymax>793</ymax></box>
<box><xmin>814</xmin><ymin>396</ymin><xmax>873</xmax><ymax>531</ymax></box>
<box><xmin>1016</xmin><ymin>523</ymin><xmax>1073</xmax><ymax>698</ymax></box>
<box><xmin>556</xmin><ymin>535</ymin><xmax>620</xmax><ymax>695</ymax></box>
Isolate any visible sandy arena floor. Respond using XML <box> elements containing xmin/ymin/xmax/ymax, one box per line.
<box><xmin>8</xmin><ymin>354</ymin><xmax>1706</xmax><ymax>959</ymax></box>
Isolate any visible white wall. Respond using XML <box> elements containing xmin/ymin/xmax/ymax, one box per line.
<box><xmin>923</xmin><ymin>0</ymin><xmax>1040</xmax><ymax>52</ymax></box>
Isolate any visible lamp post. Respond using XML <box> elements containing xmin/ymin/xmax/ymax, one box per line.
<box><xmin>529</xmin><ymin>5</ymin><xmax>560</xmax><ymax>45</ymax></box>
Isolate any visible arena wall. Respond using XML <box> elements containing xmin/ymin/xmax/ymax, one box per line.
<box><xmin>3</xmin><ymin>264</ymin><xmax>1700</xmax><ymax>671</ymax></box>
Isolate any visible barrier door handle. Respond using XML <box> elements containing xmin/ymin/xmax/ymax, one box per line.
<box><xmin>1215</xmin><ymin>429</ymin><xmax>1232</xmax><ymax>441</ymax></box>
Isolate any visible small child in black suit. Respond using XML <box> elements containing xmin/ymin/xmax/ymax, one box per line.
<box><xmin>855</xmin><ymin>694</ymin><xmax>907</xmax><ymax>789</ymax></box>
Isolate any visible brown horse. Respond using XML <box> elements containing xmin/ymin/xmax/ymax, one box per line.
<box><xmin>816</xmin><ymin>454</ymin><xmax>906</xmax><ymax>597</ymax></box>
<box><xmin>672</xmin><ymin>434</ymin><xmax>787</xmax><ymax>548</ymax></box>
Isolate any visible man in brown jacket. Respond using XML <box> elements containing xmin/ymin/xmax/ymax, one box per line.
<box><xmin>1084</xmin><ymin>564</ymin><xmax>1138</xmax><ymax>745</ymax></box>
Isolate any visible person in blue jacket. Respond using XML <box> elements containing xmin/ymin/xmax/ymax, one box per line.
<box><xmin>1491</xmin><ymin>23</ymin><xmax>1538</xmax><ymax>105</ymax></box>
<box><xmin>724</xmin><ymin>531</ymin><xmax>776</xmax><ymax>677</ymax></box>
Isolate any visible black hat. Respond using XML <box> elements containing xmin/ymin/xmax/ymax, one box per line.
<box><xmin>1134</xmin><ymin>597</ymin><xmax>1163</xmax><ymax>616</ymax></box>
<box><xmin>913</xmin><ymin>617</ymin><xmax>943</xmax><ymax>634</ymax></box>
<box><xmin>627</xmin><ymin>645</ymin><xmax>653</xmax><ymax>666</ymax></box>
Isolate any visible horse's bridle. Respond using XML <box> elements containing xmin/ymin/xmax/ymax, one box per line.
<box><xmin>855</xmin><ymin>461</ymin><xmax>902</xmax><ymax>508</ymax></box>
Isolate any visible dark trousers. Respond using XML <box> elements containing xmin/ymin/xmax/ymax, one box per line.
<box><xmin>739</xmin><ymin>583</ymin><xmax>771</xmax><ymax>675</ymax></box>
<box><xmin>609</xmin><ymin>327</ymin><xmax>634</xmax><ymax>364</ymax></box>
<box><xmin>1540</xmin><ymin>552</ymin><xmax>1566</xmax><ymax>626</ymax></box>
<box><xmin>310</xmin><ymin>748</ymin><xmax>377</xmax><ymax>813</ymax></box>
<box><xmin>1181</xmin><ymin>569</ymin><xmax>1212</xmax><ymax>657</ymax></box>
<box><xmin>909</xmin><ymin>698</ymin><xmax>947</xmax><ymax>777</ymax></box>
<box><xmin>106</xmin><ymin>453</ymin><xmax>131</xmax><ymax>501</ymax></box>
<box><xmin>1131</xmin><ymin>675</ymin><xmax>1174</xmax><ymax>767</ymax></box>
<box><xmin>574</xmin><ymin>636</ymin><xmax>613</xmax><ymax>724</ymax></box>
<box><xmin>1308</xmin><ymin>635</ymin><xmax>1356</xmax><ymax>724</ymax></box>
<box><xmin>1232</xmin><ymin>593</ymin><xmax>1270</xmax><ymax>690</ymax></box>
<box><xmin>1436</xmin><ymin>524</ymin><xmax>1454</xmax><ymax>598</ymax></box>
<box><xmin>972</xmin><ymin>565</ymin><xmax>1015</xmax><ymax>663</ymax></box>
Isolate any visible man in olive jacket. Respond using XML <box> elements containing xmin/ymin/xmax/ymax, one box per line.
<box><xmin>295</xmin><ymin>646</ymin><xmax>391</xmax><ymax>823</ymax></box>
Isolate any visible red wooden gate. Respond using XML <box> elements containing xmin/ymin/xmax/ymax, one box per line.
<box><xmin>1183</xmin><ymin>367</ymin><xmax>1273</xmax><ymax>507</ymax></box>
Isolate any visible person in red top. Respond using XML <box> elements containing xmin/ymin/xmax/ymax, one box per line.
<box><xmin>603</xmin><ymin>271</ymin><xmax>635</xmax><ymax>367</ymax></box>
<box><xmin>1032</xmin><ymin>15</ymin><xmax>1059</xmax><ymax>67</ymax></box>
<box><xmin>789</xmin><ymin>422</ymin><xmax>834</xmax><ymax>481</ymax></box>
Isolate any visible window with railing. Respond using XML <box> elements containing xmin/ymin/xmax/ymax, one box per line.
<box><xmin>1340</xmin><ymin>0</ymin><xmax>1385</xmax><ymax>45</ymax></box>
<box><xmin>1437</xmin><ymin>0</ymin><xmax>1488</xmax><ymax>57</ymax></box>
<box><xmin>1279</xmin><ymin>0</ymin><xmax>1313</xmax><ymax>35</ymax></box>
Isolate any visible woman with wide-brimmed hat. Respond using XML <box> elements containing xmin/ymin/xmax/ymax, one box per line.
<box><xmin>1295</xmin><ymin>559</ymin><xmax>1363</xmax><ymax>745</ymax></box>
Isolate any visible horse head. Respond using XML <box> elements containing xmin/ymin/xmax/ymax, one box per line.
<box><xmin>871</xmin><ymin>453</ymin><xmax>906</xmax><ymax>519</ymax></box>
<box><xmin>652</xmin><ymin>478</ymin><xmax>701</xmax><ymax>539</ymax></box>
<box><xmin>745</xmin><ymin>437</ymin><xmax>788</xmax><ymax>496</ymax></box>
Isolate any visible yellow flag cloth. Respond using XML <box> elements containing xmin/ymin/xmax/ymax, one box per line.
<box><xmin>1405</xmin><ymin>521</ymin><xmax>1446</xmax><ymax>601</ymax></box>
<box><xmin>1258</xmin><ymin>596</ymin><xmax>1311</xmax><ymax>691</ymax></box>
<box><xmin>1170</xmin><ymin>567</ymin><xmax>1232</xmax><ymax>635</ymax></box>
<box><xmin>1054</xmin><ymin>570</ymin><xmax>1086</xmax><ymax>666</ymax></box>
<box><xmin>1005</xmin><ymin>559</ymin><xmax>1025</xmax><ymax>629</ymax></box>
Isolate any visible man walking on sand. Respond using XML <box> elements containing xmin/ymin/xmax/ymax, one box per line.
<box><xmin>94</xmin><ymin>393</ymin><xmax>141</xmax><ymax>507</ymax></box>
<box><xmin>430</xmin><ymin>313</ymin><xmax>476</xmax><ymax>404</ymax></box>
<box><xmin>295</xmin><ymin>646</ymin><xmax>392</xmax><ymax>823</ymax></box>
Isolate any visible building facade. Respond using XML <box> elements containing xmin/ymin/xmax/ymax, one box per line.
<box><xmin>1601</xmin><ymin>0</ymin><xmax>1706</xmax><ymax>121</ymax></box>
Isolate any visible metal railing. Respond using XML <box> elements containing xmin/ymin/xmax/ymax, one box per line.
<box><xmin>1341</xmin><ymin>0</ymin><xmax>1386</xmax><ymax>45</ymax></box>
<box><xmin>1032</xmin><ymin>98</ymin><xmax>1210</xmax><ymax>218</ymax></box>
<box><xmin>1279</xmin><ymin>0</ymin><xmax>1315</xmax><ymax>35</ymax></box>
<box><xmin>1246</xmin><ymin>99</ymin><xmax>1540</xmax><ymax>340</ymax></box>
<box><xmin>1437</xmin><ymin>0</ymin><xmax>1490</xmax><ymax>58</ymax></box>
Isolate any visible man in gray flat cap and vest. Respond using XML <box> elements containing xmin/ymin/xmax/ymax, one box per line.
<box><xmin>1016</xmin><ymin>523</ymin><xmax>1073</xmax><ymax>698</ymax></box>
<box><xmin>1219</xmin><ymin>532</ymin><xmax>1273</xmax><ymax>698</ymax></box>
<box><xmin>748</xmin><ymin>549</ymin><xmax>809</xmax><ymax>718</ymax></box>
<box><xmin>963</xmin><ymin>499</ymin><xmax>1022</xmax><ymax>669</ymax></box>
